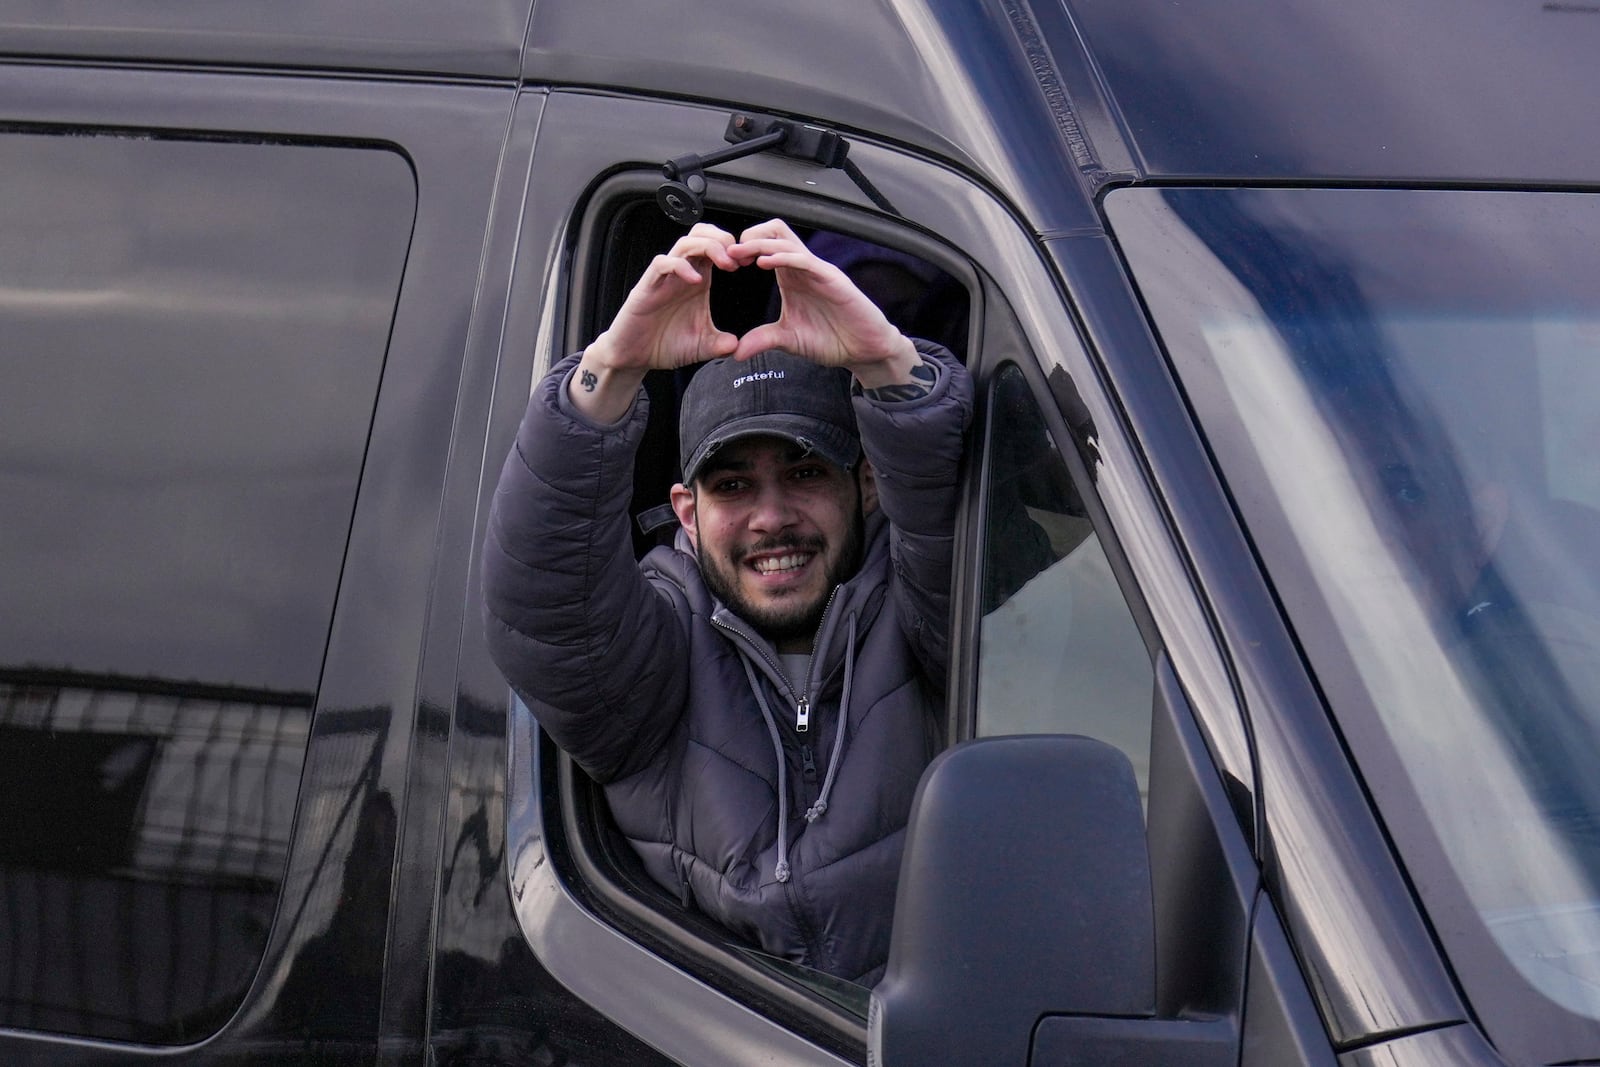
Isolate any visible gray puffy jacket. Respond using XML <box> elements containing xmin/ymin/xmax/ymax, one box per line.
<box><xmin>483</xmin><ymin>341</ymin><xmax>972</xmax><ymax>983</ymax></box>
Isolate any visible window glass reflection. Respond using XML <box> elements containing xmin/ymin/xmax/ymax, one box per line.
<box><xmin>1108</xmin><ymin>186</ymin><xmax>1600</xmax><ymax>1033</ymax></box>
<box><xmin>0</xmin><ymin>130</ymin><xmax>412</xmax><ymax>1043</ymax></box>
<box><xmin>975</xmin><ymin>364</ymin><xmax>1152</xmax><ymax>798</ymax></box>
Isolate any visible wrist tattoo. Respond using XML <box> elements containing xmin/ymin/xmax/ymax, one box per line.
<box><xmin>863</xmin><ymin>357</ymin><xmax>938</xmax><ymax>403</ymax></box>
<box><xmin>579</xmin><ymin>369</ymin><xmax>598</xmax><ymax>393</ymax></box>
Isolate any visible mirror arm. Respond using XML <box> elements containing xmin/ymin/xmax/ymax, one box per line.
<box><xmin>656</xmin><ymin>112</ymin><xmax>901</xmax><ymax>224</ymax></box>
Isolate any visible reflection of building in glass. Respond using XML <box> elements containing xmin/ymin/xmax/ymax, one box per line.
<box><xmin>0</xmin><ymin>678</ymin><xmax>312</xmax><ymax>1043</ymax></box>
<box><xmin>438</xmin><ymin>697</ymin><xmax>514</xmax><ymax>965</ymax></box>
<box><xmin>264</xmin><ymin>705</ymin><xmax>392</xmax><ymax>1043</ymax></box>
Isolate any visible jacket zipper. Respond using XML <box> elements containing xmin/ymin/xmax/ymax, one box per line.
<box><xmin>794</xmin><ymin>586</ymin><xmax>842</xmax><ymax>732</ymax></box>
<box><xmin>713</xmin><ymin>586</ymin><xmax>842</xmax><ymax>735</ymax></box>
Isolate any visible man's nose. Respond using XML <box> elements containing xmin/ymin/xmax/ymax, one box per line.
<box><xmin>747</xmin><ymin>482</ymin><xmax>800</xmax><ymax>532</ymax></box>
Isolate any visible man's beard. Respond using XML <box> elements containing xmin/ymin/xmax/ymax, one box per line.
<box><xmin>698</xmin><ymin>508</ymin><xmax>865</xmax><ymax>647</ymax></box>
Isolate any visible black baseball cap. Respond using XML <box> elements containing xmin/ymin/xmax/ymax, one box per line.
<box><xmin>678</xmin><ymin>350</ymin><xmax>860</xmax><ymax>485</ymax></box>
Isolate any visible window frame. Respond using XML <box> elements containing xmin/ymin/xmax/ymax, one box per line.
<box><xmin>967</xmin><ymin>359</ymin><xmax>1158</xmax><ymax>799</ymax></box>
<box><xmin>532</xmin><ymin>172</ymin><xmax>1172</xmax><ymax>1057</ymax></box>
<box><xmin>535</xmin><ymin>172</ymin><xmax>980</xmax><ymax>1060</ymax></box>
<box><xmin>952</xmin><ymin>295</ymin><xmax>1164</xmax><ymax>745</ymax></box>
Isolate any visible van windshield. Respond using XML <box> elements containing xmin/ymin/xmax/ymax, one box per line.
<box><xmin>1107</xmin><ymin>187</ymin><xmax>1600</xmax><ymax>1049</ymax></box>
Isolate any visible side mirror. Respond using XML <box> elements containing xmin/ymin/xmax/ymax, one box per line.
<box><xmin>869</xmin><ymin>735</ymin><xmax>1154</xmax><ymax>1066</ymax></box>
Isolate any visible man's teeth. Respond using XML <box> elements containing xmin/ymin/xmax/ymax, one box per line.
<box><xmin>753</xmin><ymin>553</ymin><xmax>811</xmax><ymax>574</ymax></box>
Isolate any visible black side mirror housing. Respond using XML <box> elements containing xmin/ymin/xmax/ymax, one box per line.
<box><xmin>869</xmin><ymin>735</ymin><xmax>1155</xmax><ymax>1066</ymax></box>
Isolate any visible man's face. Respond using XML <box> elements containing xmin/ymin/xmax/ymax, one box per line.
<box><xmin>670</xmin><ymin>436</ymin><xmax>875</xmax><ymax>651</ymax></box>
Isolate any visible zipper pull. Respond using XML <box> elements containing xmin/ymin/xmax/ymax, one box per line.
<box><xmin>796</xmin><ymin>695</ymin><xmax>810</xmax><ymax>733</ymax></box>
<box><xmin>800</xmin><ymin>744</ymin><xmax>818</xmax><ymax>782</ymax></box>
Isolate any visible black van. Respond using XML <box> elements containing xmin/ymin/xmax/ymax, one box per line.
<box><xmin>6</xmin><ymin>1</ymin><xmax>1600</xmax><ymax>1063</ymax></box>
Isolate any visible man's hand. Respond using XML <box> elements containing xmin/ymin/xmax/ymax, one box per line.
<box><xmin>571</xmin><ymin>224</ymin><xmax>742</xmax><ymax>421</ymax></box>
<box><xmin>729</xmin><ymin>219</ymin><xmax>920</xmax><ymax>391</ymax></box>
<box><xmin>569</xmin><ymin>218</ymin><xmax>926</xmax><ymax>420</ymax></box>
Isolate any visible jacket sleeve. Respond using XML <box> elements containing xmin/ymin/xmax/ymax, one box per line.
<box><xmin>481</xmin><ymin>353</ymin><xmax>689</xmax><ymax>783</ymax></box>
<box><xmin>854</xmin><ymin>339</ymin><xmax>975</xmax><ymax>678</ymax></box>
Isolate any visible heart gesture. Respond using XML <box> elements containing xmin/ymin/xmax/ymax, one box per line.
<box><xmin>571</xmin><ymin>219</ymin><xmax>919</xmax><ymax>421</ymax></box>
<box><xmin>726</xmin><ymin>219</ymin><xmax>918</xmax><ymax>386</ymax></box>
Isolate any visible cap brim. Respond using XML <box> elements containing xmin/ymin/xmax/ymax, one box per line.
<box><xmin>682</xmin><ymin>413</ymin><xmax>859</xmax><ymax>483</ymax></box>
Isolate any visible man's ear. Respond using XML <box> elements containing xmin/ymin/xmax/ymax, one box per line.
<box><xmin>670</xmin><ymin>481</ymin><xmax>699</xmax><ymax>550</ymax></box>
<box><xmin>856</xmin><ymin>458</ymin><xmax>880</xmax><ymax>516</ymax></box>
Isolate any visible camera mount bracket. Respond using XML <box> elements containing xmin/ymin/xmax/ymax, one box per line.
<box><xmin>656</xmin><ymin>112</ymin><xmax>900</xmax><ymax>224</ymax></box>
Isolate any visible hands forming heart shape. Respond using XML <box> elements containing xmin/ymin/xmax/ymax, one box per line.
<box><xmin>569</xmin><ymin>218</ymin><xmax>921</xmax><ymax>422</ymax></box>
<box><xmin>592</xmin><ymin>218</ymin><xmax>918</xmax><ymax>375</ymax></box>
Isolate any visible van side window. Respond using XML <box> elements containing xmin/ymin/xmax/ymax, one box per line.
<box><xmin>974</xmin><ymin>363</ymin><xmax>1154</xmax><ymax>795</ymax></box>
<box><xmin>0</xmin><ymin>130</ymin><xmax>413</xmax><ymax>1043</ymax></box>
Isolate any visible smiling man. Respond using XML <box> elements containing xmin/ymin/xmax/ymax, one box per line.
<box><xmin>482</xmin><ymin>219</ymin><xmax>971</xmax><ymax>985</ymax></box>
<box><xmin>670</xmin><ymin>353</ymin><xmax>872</xmax><ymax>652</ymax></box>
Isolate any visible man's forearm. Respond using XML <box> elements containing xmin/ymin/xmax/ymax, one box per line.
<box><xmin>855</xmin><ymin>341</ymin><xmax>974</xmax><ymax>673</ymax></box>
<box><xmin>860</xmin><ymin>354</ymin><xmax>940</xmax><ymax>404</ymax></box>
<box><xmin>484</xmin><ymin>352</ymin><xmax>689</xmax><ymax>781</ymax></box>
<box><xmin>844</xmin><ymin>331</ymin><xmax>921</xmax><ymax>393</ymax></box>
<box><xmin>853</xmin><ymin>341</ymin><xmax>971</xmax><ymax>522</ymax></box>
<box><xmin>568</xmin><ymin>333</ymin><xmax>650</xmax><ymax>423</ymax></box>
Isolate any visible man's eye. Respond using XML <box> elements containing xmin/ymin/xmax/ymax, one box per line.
<box><xmin>712</xmin><ymin>478</ymin><xmax>748</xmax><ymax>494</ymax></box>
<box><xmin>1380</xmin><ymin>463</ymin><xmax>1427</xmax><ymax>506</ymax></box>
<box><xmin>791</xmin><ymin>466</ymin><xmax>826</xmax><ymax>481</ymax></box>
